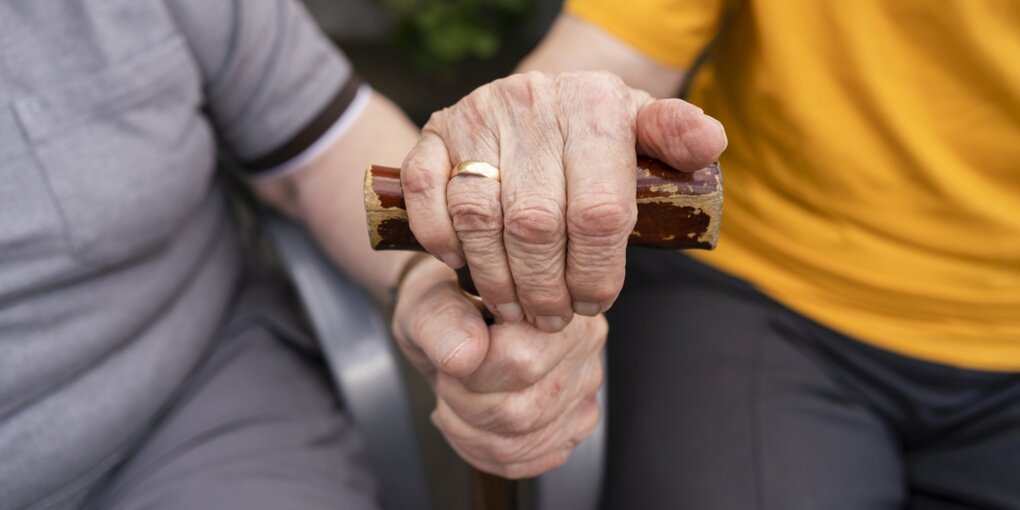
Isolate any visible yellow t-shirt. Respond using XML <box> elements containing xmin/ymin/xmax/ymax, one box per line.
<box><xmin>568</xmin><ymin>0</ymin><xmax>1020</xmax><ymax>370</ymax></box>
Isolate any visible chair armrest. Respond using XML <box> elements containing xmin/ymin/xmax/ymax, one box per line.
<box><xmin>263</xmin><ymin>213</ymin><xmax>431</xmax><ymax>510</ymax></box>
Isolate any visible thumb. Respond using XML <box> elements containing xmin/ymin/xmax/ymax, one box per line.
<box><xmin>634</xmin><ymin>97</ymin><xmax>728</xmax><ymax>172</ymax></box>
<box><xmin>398</xmin><ymin>273</ymin><xmax>490</xmax><ymax>378</ymax></box>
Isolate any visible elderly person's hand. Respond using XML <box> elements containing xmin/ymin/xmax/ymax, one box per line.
<box><xmin>401</xmin><ymin>71</ymin><xmax>726</xmax><ymax>332</ymax></box>
<box><xmin>392</xmin><ymin>257</ymin><xmax>606</xmax><ymax>478</ymax></box>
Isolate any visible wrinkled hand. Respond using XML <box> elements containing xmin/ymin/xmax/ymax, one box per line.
<box><xmin>392</xmin><ymin>258</ymin><xmax>606</xmax><ymax>478</ymax></box>
<box><xmin>401</xmin><ymin>70</ymin><xmax>726</xmax><ymax>332</ymax></box>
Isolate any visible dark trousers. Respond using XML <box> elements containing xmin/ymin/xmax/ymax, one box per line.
<box><xmin>603</xmin><ymin>250</ymin><xmax>1020</xmax><ymax>510</ymax></box>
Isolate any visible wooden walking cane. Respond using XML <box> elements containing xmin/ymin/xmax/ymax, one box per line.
<box><xmin>364</xmin><ymin>156</ymin><xmax>722</xmax><ymax>509</ymax></box>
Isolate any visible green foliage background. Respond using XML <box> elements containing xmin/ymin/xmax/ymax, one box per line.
<box><xmin>377</xmin><ymin>0</ymin><xmax>532</xmax><ymax>70</ymax></box>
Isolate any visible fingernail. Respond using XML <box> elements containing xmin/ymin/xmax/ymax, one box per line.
<box><xmin>496</xmin><ymin>303</ymin><xmax>523</xmax><ymax>322</ymax></box>
<box><xmin>573</xmin><ymin>301</ymin><xmax>601</xmax><ymax>316</ymax></box>
<box><xmin>439</xmin><ymin>252</ymin><xmax>465</xmax><ymax>269</ymax></box>
<box><xmin>535</xmin><ymin>315</ymin><xmax>566</xmax><ymax>332</ymax></box>
<box><xmin>436</xmin><ymin>330</ymin><xmax>471</xmax><ymax>366</ymax></box>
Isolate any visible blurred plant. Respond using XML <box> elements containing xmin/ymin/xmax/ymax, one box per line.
<box><xmin>378</xmin><ymin>0</ymin><xmax>531</xmax><ymax>72</ymax></box>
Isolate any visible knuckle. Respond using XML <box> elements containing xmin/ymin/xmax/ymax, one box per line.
<box><xmin>584</xmin><ymin>361</ymin><xmax>606</xmax><ymax>395</ymax></box>
<box><xmin>449</xmin><ymin>195</ymin><xmax>502</xmax><ymax>234</ymax></box>
<box><xmin>490</xmin><ymin>436</ymin><xmax>532</xmax><ymax>465</ymax></box>
<box><xmin>497</xmin><ymin>397</ymin><xmax>542</xmax><ymax>434</ymax></box>
<box><xmin>568</xmin><ymin>197</ymin><xmax>636</xmax><ymax>240</ymax></box>
<box><xmin>505</xmin><ymin>200</ymin><xmax>564</xmax><ymax>247</ymax></box>
<box><xmin>457</xmin><ymin>89</ymin><xmax>491</xmax><ymax>127</ymax></box>
<box><xmin>502</xmin><ymin>346</ymin><xmax>546</xmax><ymax>387</ymax></box>
<box><xmin>593</xmin><ymin>69</ymin><xmax>627</xmax><ymax>87</ymax></box>
<box><xmin>560</xmin><ymin>69</ymin><xmax>625</xmax><ymax>89</ymax></box>
<box><xmin>421</xmin><ymin>108</ymin><xmax>449</xmax><ymax>132</ymax></box>
<box><xmin>520</xmin><ymin>287</ymin><xmax>567</xmax><ymax>313</ymax></box>
<box><xmin>583</xmin><ymin>77</ymin><xmax>624</xmax><ymax>104</ymax></box>
<box><xmin>567</xmin><ymin>264</ymin><xmax>622</xmax><ymax>305</ymax></box>
<box><xmin>558</xmin><ymin>71</ymin><xmax>628</xmax><ymax>110</ymax></box>
<box><xmin>401</xmin><ymin>160</ymin><xmax>438</xmax><ymax>196</ymax></box>
<box><xmin>588</xmin><ymin>280</ymin><xmax>622</xmax><ymax>305</ymax></box>
<box><xmin>499</xmin><ymin>71</ymin><xmax>550</xmax><ymax>108</ymax></box>
<box><xmin>519</xmin><ymin>70</ymin><xmax>550</xmax><ymax>83</ymax></box>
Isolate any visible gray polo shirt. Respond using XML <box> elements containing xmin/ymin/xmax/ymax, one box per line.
<box><xmin>0</xmin><ymin>1</ymin><xmax>362</xmax><ymax>508</ymax></box>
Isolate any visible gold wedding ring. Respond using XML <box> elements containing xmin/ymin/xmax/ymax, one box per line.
<box><xmin>451</xmin><ymin>160</ymin><xmax>500</xmax><ymax>182</ymax></box>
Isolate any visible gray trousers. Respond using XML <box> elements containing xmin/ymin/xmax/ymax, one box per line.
<box><xmin>604</xmin><ymin>250</ymin><xmax>1020</xmax><ymax>510</ymax></box>
<box><xmin>84</xmin><ymin>279</ymin><xmax>379</xmax><ymax>509</ymax></box>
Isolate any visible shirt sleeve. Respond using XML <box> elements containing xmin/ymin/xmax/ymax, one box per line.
<box><xmin>565</xmin><ymin>0</ymin><xmax>732</xmax><ymax>69</ymax></box>
<box><xmin>163</xmin><ymin>0</ymin><xmax>365</xmax><ymax>176</ymax></box>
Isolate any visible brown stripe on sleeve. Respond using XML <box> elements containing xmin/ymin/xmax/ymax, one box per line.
<box><xmin>243</xmin><ymin>75</ymin><xmax>364</xmax><ymax>174</ymax></box>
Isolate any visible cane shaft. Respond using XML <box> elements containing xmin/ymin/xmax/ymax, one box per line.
<box><xmin>472</xmin><ymin>470</ymin><xmax>518</xmax><ymax>510</ymax></box>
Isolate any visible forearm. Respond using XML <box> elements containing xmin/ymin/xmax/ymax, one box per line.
<box><xmin>253</xmin><ymin>91</ymin><xmax>422</xmax><ymax>304</ymax></box>
<box><xmin>517</xmin><ymin>13</ymin><xmax>686</xmax><ymax>99</ymax></box>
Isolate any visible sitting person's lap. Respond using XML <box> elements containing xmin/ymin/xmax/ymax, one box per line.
<box><xmin>604</xmin><ymin>250</ymin><xmax>1020</xmax><ymax>510</ymax></box>
<box><xmin>85</xmin><ymin>279</ymin><xmax>379</xmax><ymax>510</ymax></box>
